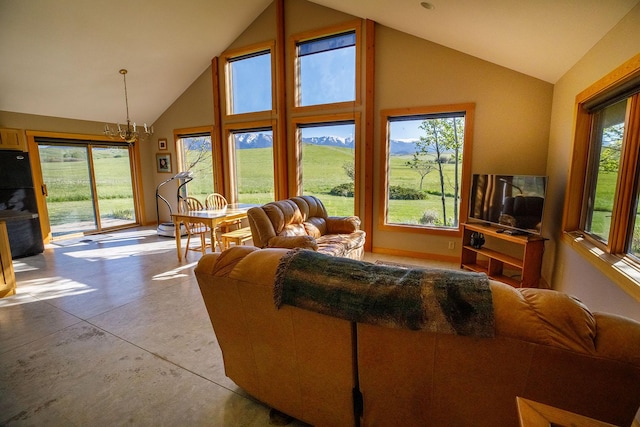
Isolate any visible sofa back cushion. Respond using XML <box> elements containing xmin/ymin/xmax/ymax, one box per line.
<box><xmin>262</xmin><ymin>199</ymin><xmax>306</xmax><ymax>237</ymax></box>
<box><xmin>304</xmin><ymin>217</ymin><xmax>327</xmax><ymax>238</ymax></box>
<box><xmin>292</xmin><ymin>195</ymin><xmax>329</xmax><ymax>219</ymax></box>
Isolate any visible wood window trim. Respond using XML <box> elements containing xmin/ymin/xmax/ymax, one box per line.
<box><xmin>378</xmin><ymin>103</ymin><xmax>475</xmax><ymax>237</ymax></box>
<box><xmin>562</xmin><ymin>53</ymin><xmax>640</xmax><ymax>303</ymax></box>
<box><xmin>289</xmin><ymin>19</ymin><xmax>362</xmax><ymax>113</ymax></box>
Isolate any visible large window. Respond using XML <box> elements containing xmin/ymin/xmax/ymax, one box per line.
<box><xmin>381</xmin><ymin>104</ymin><xmax>474</xmax><ymax>233</ymax></box>
<box><xmin>35</xmin><ymin>139</ymin><xmax>138</xmax><ymax>237</ymax></box>
<box><xmin>297</xmin><ymin>121</ymin><xmax>356</xmax><ymax>216</ymax></box>
<box><xmin>230</xmin><ymin>128</ymin><xmax>275</xmax><ymax>204</ymax></box>
<box><xmin>563</xmin><ymin>55</ymin><xmax>640</xmax><ymax>298</ymax></box>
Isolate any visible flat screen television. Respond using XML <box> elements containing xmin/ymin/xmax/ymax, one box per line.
<box><xmin>468</xmin><ymin>174</ymin><xmax>547</xmax><ymax>235</ymax></box>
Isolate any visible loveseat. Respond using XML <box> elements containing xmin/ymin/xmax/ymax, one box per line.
<box><xmin>194</xmin><ymin>247</ymin><xmax>640</xmax><ymax>427</ymax></box>
<box><xmin>246</xmin><ymin>195</ymin><xmax>365</xmax><ymax>259</ymax></box>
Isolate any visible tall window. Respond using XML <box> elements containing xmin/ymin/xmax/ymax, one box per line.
<box><xmin>297</xmin><ymin>121</ymin><xmax>355</xmax><ymax>216</ymax></box>
<box><xmin>230</xmin><ymin>128</ymin><xmax>275</xmax><ymax>204</ymax></box>
<box><xmin>563</xmin><ymin>55</ymin><xmax>640</xmax><ymax>298</ymax></box>
<box><xmin>296</xmin><ymin>31</ymin><xmax>356</xmax><ymax>107</ymax></box>
<box><xmin>382</xmin><ymin>105</ymin><xmax>474</xmax><ymax>232</ymax></box>
<box><xmin>570</xmin><ymin>81</ymin><xmax>640</xmax><ymax>256</ymax></box>
<box><xmin>225</xmin><ymin>47</ymin><xmax>273</xmax><ymax>116</ymax></box>
<box><xmin>289</xmin><ymin>22</ymin><xmax>362</xmax><ymax>215</ymax></box>
<box><xmin>177</xmin><ymin>132</ymin><xmax>214</xmax><ymax>199</ymax></box>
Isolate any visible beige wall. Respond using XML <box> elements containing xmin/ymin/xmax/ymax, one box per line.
<box><xmin>144</xmin><ymin>64</ymin><xmax>215</xmax><ymax>223</ymax></box>
<box><xmin>197</xmin><ymin>0</ymin><xmax>553</xmax><ymax>262</ymax></box>
<box><xmin>0</xmin><ymin>110</ymin><xmax>105</xmax><ymax>136</ymax></box>
<box><xmin>545</xmin><ymin>3</ymin><xmax>640</xmax><ymax>321</ymax></box>
<box><xmin>373</xmin><ymin>25</ymin><xmax>553</xmax><ymax>258</ymax></box>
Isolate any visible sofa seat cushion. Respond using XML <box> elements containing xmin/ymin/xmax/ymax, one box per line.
<box><xmin>316</xmin><ymin>230</ymin><xmax>366</xmax><ymax>257</ymax></box>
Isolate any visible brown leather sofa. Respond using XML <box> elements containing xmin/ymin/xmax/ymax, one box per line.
<box><xmin>246</xmin><ymin>195</ymin><xmax>366</xmax><ymax>259</ymax></box>
<box><xmin>194</xmin><ymin>247</ymin><xmax>640</xmax><ymax>427</ymax></box>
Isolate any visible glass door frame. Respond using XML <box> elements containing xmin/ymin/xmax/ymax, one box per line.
<box><xmin>26</xmin><ymin>131</ymin><xmax>145</xmax><ymax>242</ymax></box>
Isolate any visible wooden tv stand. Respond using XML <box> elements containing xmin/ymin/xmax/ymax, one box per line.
<box><xmin>460</xmin><ymin>222</ymin><xmax>545</xmax><ymax>288</ymax></box>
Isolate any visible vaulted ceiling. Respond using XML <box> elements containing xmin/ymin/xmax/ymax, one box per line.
<box><xmin>1</xmin><ymin>0</ymin><xmax>638</xmax><ymax>126</ymax></box>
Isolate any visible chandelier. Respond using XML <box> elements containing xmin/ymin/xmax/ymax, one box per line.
<box><xmin>104</xmin><ymin>69</ymin><xmax>153</xmax><ymax>143</ymax></box>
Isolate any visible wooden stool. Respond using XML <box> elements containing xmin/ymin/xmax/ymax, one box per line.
<box><xmin>220</xmin><ymin>227</ymin><xmax>253</xmax><ymax>250</ymax></box>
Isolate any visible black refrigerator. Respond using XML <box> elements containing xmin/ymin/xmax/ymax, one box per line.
<box><xmin>0</xmin><ymin>150</ymin><xmax>44</xmax><ymax>258</ymax></box>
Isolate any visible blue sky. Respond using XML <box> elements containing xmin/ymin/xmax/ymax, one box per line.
<box><xmin>230</xmin><ymin>46</ymin><xmax>424</xmax><ymax>141</ymax></box>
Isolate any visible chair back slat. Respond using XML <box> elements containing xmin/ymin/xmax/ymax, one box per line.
<box><xmin>205</xmin><ymin>193</ymin><xmax>228</xmax><ymax>210</ymax></box>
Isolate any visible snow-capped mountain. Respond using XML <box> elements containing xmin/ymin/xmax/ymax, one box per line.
<box><xmin>234</xmin><ymin>132</ymin><xmax>420</xmax><ymax>155</ymax></box>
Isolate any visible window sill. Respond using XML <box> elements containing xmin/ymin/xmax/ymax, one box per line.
<box><xmin>562</xmin><ymin>231</ymin><xmax>640</xmax><ymax>303</ymax></box>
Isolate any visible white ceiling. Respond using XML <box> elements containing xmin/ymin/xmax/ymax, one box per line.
<box><xmin>1</xmin><ymin>0</ymin><xmax>638</xmax><ymax>126</ymax></box>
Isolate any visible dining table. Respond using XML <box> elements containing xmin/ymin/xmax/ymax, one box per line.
<box><xmin>171</xmin><ymin>203</ymin><xmax>256</xmax><ymax>261</ymax></box>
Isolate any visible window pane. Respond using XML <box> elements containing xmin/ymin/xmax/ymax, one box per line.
<box><xmin>180</xmin><ymin>135</ymin><xmax>213</xmax><ymax>199</ymax></box>
<box><xmin>233</xmin><ymin>130</ymin><xmax>274</xmax><ymax>204</ymax></box>
<box><xmin>38</xmin><ymin>145</ymin><xmax>96</xmax><ymax>236</ymax></box>
<box><xmin>387</xmin><ymin>115</ymin><xmax>465</xmax><ymax>228</ymax></box>
<box><xmin>229</xmin><ymin>51</ymin><xmax>272</xmax><ymax>115</ymax></box>
<box><xmin>93</xmin><ymin>146</ymin><xmax>137</xmax><ymax>229</ymax></box>
<box><xmin>299</xmin><ymin>123</ymin><xmax>355</xmax><ymax>216</ymax></box>
<box><xmin>583</xmin><ymin>99</ymin><xmax>626</xmax><ymax>243</ymax></box>
<box><xmin>298</xmin><ymin>32</ymin><xmax>355</xmax><ymax>107</ymax></box>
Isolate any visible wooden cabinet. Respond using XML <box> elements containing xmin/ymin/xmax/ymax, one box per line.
<box><xmin>461</xmin><ymin>222</ymin><xmax>545</xmax><ymax>288</ymax></box>
<box><xmin>0</xmin><ymin>128</ymin><xmax>27</xmax><ymax>151</ymax></box>
<box><xmin>0</xmin><ymin>221</ymin><xmax>16</xmax><ymax>298</ymax></box>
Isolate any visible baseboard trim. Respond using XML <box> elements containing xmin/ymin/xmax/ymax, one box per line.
<box><xmin>371</xmin><ymin>246</ymin><xmax>459</xmax><ymax>264</ymax></box>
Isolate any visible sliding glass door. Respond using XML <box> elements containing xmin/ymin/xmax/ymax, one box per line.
<box><xmin>37</xmin><ymin>142</ymin><xmax>138</xmax><ymax>238</ymax></box>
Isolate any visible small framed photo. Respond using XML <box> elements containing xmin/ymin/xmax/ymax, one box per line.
<box><xmin>158</xmin><ymin>138</ymin><xmax>168</xmax><ymax>150</ymax></box>
<box><xmin>156</xmin><ymin>153</ymin><xmax>172</xmax><ymax>173</ymax></box>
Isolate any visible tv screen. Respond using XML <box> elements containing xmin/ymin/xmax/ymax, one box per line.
<box><xmin>468</xmin><ymin>174</ymin><xmax>547</xmax><ymax>235</ymax></box>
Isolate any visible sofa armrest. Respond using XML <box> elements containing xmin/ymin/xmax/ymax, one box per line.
<box><xmin>268</xmin><ymin>235</ymin><xmax>319</xmax><ymax>250</ymax></box>
<box><xmin>326</xmin><ymin>216</ymin><xmax>361</xmax><ymax>234</ymax></box>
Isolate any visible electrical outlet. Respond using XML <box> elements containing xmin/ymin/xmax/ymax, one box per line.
<box><xmin>448</xmin><ymin>241</ymin><xmax>455</xmax><ymax>250</ymax></box>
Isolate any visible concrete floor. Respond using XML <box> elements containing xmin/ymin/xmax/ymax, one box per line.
<box><xmin>0</xmin><ymin>227</ymin><xmax>454</xmax><ymax>426</ymax></box>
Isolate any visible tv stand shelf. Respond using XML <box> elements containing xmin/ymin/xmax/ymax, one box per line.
<box><xmin>461</xmin><ymin>223</ymin><xmax>545</xmax><ymax>288</ymax></box>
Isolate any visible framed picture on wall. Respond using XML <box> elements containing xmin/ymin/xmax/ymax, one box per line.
<box><xmin>158</xmin><ymin>138</ymin><xmax>168</xmax><ymax>150</ymax></box>
<box><xmin>156</xmin><ymin>153</ymin><xmax>172</xmax><ymax>173</ymax></box>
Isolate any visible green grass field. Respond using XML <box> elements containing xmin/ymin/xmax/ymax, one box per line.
<box><xmin>184</xmin><ymin>144</ymin><xmax>461</xmax><ymax>223</ymax></box>
<box><xmin>39</xmin><ymin>146</ymin><xmax>136</xmax><ymax>234</ymax></box>
<box><xmin>40</xmin><ymin>144</ymin><xmax>462</xmax><ymax>230</ymax></box>
<box><xmin>39</xmin><ymin>144</ymin><xmax>628</xmax><ymax>243</ymax></box>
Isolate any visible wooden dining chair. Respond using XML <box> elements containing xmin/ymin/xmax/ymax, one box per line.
<box><xmin>205</xmin><ymin>193</ymin><xmax>228</xmax><ymax>210</ymax></box>
<box><xmin>179</xmin><ymin>197</ymin><xmax>211</xmax><ymax>256</ymax></box>
<box><xmin>205</xmin><ymin>193</ymin><xmax>241</xmax><ymax>249</ymax></box>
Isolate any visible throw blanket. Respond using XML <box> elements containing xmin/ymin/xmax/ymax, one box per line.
<box><xmin>274</xmin><ymin>249</ymin><xmax>495</xmax><ymax>338</ymax></box>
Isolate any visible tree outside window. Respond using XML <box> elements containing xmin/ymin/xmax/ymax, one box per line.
<box><xmin>178</xmin><ymin>134</ymin><xmax>213</xmax><ymax>200</ymax></box>
<box><xmin>386</xmin><ymin>111</ymin><xmax>468</xmax><ymax>229</ymax></box>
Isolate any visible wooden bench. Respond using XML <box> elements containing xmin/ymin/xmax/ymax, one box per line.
<box><xmin>220</xmin><ymin>227</ymin><xmax>253</xmax><ymax>250</ymax></box>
